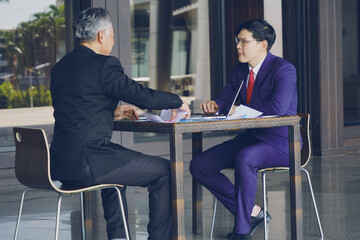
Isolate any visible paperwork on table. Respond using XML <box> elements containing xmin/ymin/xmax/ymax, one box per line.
<box><xmin>144</xmin><ymin>109</ymin><xmax>188</xmax><ymax>123</ymax></box>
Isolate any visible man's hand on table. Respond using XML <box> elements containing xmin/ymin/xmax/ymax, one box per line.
<box><xmin>200</xmin><ymin>100</ymin><xmax>219</xmax><ymax>114</ymax></box>
<box><xmin>114</xmin><ymin>105</ymin><xmax>139</xmax><ymax>120</ymax></box>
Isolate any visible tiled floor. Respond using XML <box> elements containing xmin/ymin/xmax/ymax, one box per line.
<box><xmin>1</xmin><ymin>150</ymin><xmax>360</xmax><ymax>240</ymax></box>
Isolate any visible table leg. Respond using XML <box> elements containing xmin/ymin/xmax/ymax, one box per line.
<box><xmin>192</xmin><ymin>132</ymin><xmax>203</xmax><ymax>234</ymax></box>
<box><xmin>288</xmin><ymin>125</ymin><xmax>303</xmax><ymax>240</ymax></box>
<box><xmin>83</xmin><ymin>192</ymin><xmax>96</xmax><ymax>240</ymax></box>
<box><xmin>170</xmin><ymin>131</ymin><xmax>186</xmax><ymax>240</ymax></box>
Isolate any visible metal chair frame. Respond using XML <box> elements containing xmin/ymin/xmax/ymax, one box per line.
<box><xmin>13</xmin><ymin>127</ymin><xmax>130</xmax><ymax>240</ymax></box>
<box><xmin>210</xmin><ymin>113</ymin><xmax>324</xmax><ymax>239</ymax></box>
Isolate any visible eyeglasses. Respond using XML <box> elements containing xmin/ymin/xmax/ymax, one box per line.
<box><xmin>234</xmin><ymin>36</ymin><xmax>257</xmax><ymax>46</ymax></box>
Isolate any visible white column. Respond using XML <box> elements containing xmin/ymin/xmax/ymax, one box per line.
<box><xmin>149</xmin><ymin>0</ymin><xmax>159</xmax><ymax>89</ymax></box>
<box><xmin>264</xmin><ymin>0</ymin><xmax>283</xmax><ymax>57</ymax></box>
<box><xmin>195</xmin><ymin>0</ymin><xmax>211</xmax><ymax>102</ymax></box>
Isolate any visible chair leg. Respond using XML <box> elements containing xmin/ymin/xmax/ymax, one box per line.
<box><xmin>114</xmin><ymin>187</ymin><xmax>130</xmax><ymax>240</ymax></box>
<box><xmin>55</xmin><ymin>194</ymin><xmax>63</xmax><ymax>240</ymax></box>
<box><xmin>262</xmin><ymin>172</ymin><xmax>269</xmax><ymax>240</ymax></box>
<box><xmin>210</xmin><ymin>198</ymin><xmax>218</xmax><ymax>239</ymax></box>
<box><xmin>302</xmin><ymin>169</ymin><xmax>324</xmax><ymax>238</ymax></box>
<box><xmin>13</xmin><ymin>188</ymin><xmax>31</xmax><ymax>240</ymax></box>
<box><xmin>80</xmin><ymin>192</ymin><xmax>86</xmax><ymax>240</ymax></box>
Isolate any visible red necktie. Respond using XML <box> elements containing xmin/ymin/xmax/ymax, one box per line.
<box><xmin>247</xmin><ymin>69</ymin><xmax>254</xmax><ymax>104</ymax></box>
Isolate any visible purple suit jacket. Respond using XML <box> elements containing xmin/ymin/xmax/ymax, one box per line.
<box><xmin>214</xmin><ymin>52</ymin><xmax>299</xmax><ymax>154</ymax></box>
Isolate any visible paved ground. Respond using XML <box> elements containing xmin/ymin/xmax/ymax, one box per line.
<box><xmin>1</xmin><ymin>150</ymin><xmax>360</xmax><ymax>239</ymax></box>
<box><xmin>1</xmin><ymin>107</ymin><xmax>360</xmax><ymax>239</ymax></box>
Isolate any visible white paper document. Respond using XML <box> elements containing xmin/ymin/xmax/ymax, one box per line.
<box><xmin>144</xmin><ymin>109</ymin><xmax>188</xmax><ymax>123</ymax></box>
<box><xmin>227</xmin><ymin>104</ymin><xmax>263</xmax><ymax>119</ymax></box>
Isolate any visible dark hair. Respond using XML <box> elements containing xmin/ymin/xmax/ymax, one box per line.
<box><xmin>235</xmin><ymin>19</ymin><xmax>276</xmax><ymax>51</ymax></box>
<box><xmin>74</xmin><ymin>7</ymin><xmax>112</xmax><ymax>42</ymax></box>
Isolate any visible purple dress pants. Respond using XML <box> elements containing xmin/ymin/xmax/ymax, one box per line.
<box><xmin>189</xmin><ymin>133</ymin><xmax>289</xmax><ymax>234</ymax></box>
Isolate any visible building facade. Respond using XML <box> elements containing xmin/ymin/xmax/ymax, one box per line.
<box><xmin>0</xmin><ymin>0</ymin><xmax>359</xmax><ymax>156</ymax></box>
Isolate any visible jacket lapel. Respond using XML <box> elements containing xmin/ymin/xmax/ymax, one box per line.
<box><xmin>249</xmin><ymin>53</ymin><xmax>274</xmax><ymax>103</ymax></box>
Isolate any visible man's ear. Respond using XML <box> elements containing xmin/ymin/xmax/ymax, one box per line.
<box><xmin>261</xmin><ymin>40</ymin><xmax>268</xmax><ymax>51</ymax></box>
<box><xmin>263</xmin><ymin>40</ymin><xmax>269</xmax><ymax>51</ymax></box>
<box><xmin>97</xmin><ymin>30</ymin><xmax>105</xmax><ymax>44</ymax></box>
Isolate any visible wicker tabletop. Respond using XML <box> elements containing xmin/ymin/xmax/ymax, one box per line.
<box><xmin>113</xmin><ymin>115</ymin><xmax>303</xmax><ymax>240</ymax></box>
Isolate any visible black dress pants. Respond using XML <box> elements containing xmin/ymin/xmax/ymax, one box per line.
<box><xmin>82</xmin><ymin>153</ymin><xmax>172</xmax><ymax>240</ymax></box>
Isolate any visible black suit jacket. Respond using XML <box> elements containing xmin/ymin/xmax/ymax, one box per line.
<box><xmin>50</xmin><ymin>45</ymin><xmax>182</xmax><ymax>182</ymax></box>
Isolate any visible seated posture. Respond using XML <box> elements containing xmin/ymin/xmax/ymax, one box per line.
<box><xmin>50</xmin><ymin>7</ymin><xmax>190</xmax><ymax>240</ymax></box>
<box><xmin>189</xmin><ymin>19</ymin><xmax>298</xmax><ymax>240</ymax></box>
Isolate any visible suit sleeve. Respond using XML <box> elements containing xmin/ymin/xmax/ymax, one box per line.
<box><xmin>248</xmin><ymin>62</ymin><xmax>297</xmax><ymax>115</ymax></box>
<box><xmin>100</xmin><ymin>56</ymin><xmax>183</xmax><ymax>110</ymax></box>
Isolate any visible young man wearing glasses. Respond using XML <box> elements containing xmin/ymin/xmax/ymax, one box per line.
<box><xmin>190</xmin><ymin>19</ymin><xmax>298</xmax><ymax>240</ymax></box>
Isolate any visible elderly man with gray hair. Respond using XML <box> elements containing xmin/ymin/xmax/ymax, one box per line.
<box><xmin>50</xmin><ymin>7</ymin><xmax>190</xmax><ymax>240</ymax></box>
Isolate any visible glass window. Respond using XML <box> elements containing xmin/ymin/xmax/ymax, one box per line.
<box><xmin>343</xmin><ymin>0</ymin><xmax>360</xmax><ymax>126</ymax></box>
<box><xmin>129</xmin><ymin>0</ymin><xmax>212</xmax><ymax>142</ymax></box>
<box><xmin>131</xmin><ymin>2</ymin><xmax>149</xmax><ymax>80</ymax></box>
<box><xmin>130</xmin><ymin>0</ymin><xmax>210</xmax><ymax>105</ymax></box>
<box><xmin>0</xmin><ymin>0</ymin><xmax>65</xmax><ymax>149</ymax></box>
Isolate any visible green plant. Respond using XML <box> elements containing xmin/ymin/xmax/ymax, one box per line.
<box><xmin>11</xmin><ymin>89</ymin><xmax>27</xmax><ymax>108</ymax></box>
<box><xmin>0</xmin><ymin>81</ymin><xmax>15</xmax><ymax>108</ymax></box>
<box><xmin>31</xmin><ymin>84</ymin><xmax>52</xmax><ymax>107</ymax></box>
<box><xmin>0</xmin><ymin>81</ymin><xmax>52</xmax><ymax>109</ymax></box>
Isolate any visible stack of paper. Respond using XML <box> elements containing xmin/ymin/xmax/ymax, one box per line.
<box><xmin>144</xmin><ymin>109</ymin><xmax>188</xmax><ymax>123</ymax></box>
<box><xmin>227</xmin><ymin>104</ymin><xmax>263</xmax><ymax>119</ymax></box>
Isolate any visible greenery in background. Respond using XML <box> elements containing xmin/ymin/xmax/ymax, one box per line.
<box><xmin>0</xmin><ymin>81</ymin><xmax>51</xmax><ymax>109</ymax></box>
<box><xmin>0</xmin><ymin>81</ymin><xmax>13</xmax><ymax>108</ymax></box>
<box><xmin>0</xmin><ymin>4</ymin><xmax>64</xmax><ymax>109</ymax></box>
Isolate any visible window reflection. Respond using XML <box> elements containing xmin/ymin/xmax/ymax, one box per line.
<box><xmin>343</xmin><ymin>0</ymin><xmax>360</xmax><ymax>125</ymax></box>
<box><xmin>130</xmin><ymin>0</ymin><xmax>210</xmax><ymax>143</ymax></box>
<box><xmin>130</xmin><ymin>0</ymin><xmax>210</xmax><ymax>109</ymax></box>
<box><xmin>0</xmin><ymin>0</ymin><xmax>64</xmax><ymax>149</ymax></box>
<box><xmin>131</xmin><ymin>2</ymin><xmax>149</xmax><ymax>81</ymax></box>
<box><xmin>0</xmin><ymin>0</ymin><xmax>65</xmax><ymax>109</ymax></box>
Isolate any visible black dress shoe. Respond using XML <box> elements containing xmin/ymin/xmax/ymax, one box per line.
<box><xmin>230</xmin><ymin>233</ymin><xmax>252</xmax><ymax>240</ymax></box>
<box><xmin>249</xmin><ymin>207</ymin><xmax>272</xmax><ymax>235</ymax></box>
<box><xmin>226</xmin><ymin>208</ymin><xmax>271</xmax><ymax>238</ymax></box>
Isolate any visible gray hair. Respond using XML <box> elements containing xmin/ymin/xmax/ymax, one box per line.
<box><xmin>74</xmin><ymin>7</ymin><xmax>112</xmax><ymax>42</ymax></box>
